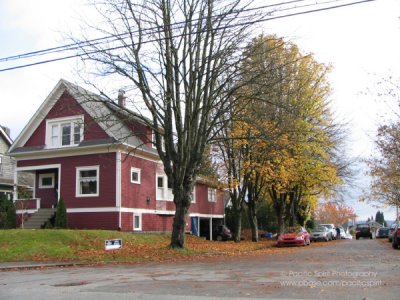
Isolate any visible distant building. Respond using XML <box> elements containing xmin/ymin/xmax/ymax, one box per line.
<box><xmin>0</xmin><ymin>126</ymin><xmax>33</xmax><ymax>200</ymax></box>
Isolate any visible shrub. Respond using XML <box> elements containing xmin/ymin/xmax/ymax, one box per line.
<box><xmin>55</xmin><ymin>197</ymin><xmax>67</xmax><ymax>228</ymax></box>
<box><xmin>0</xmin><ymin>195</ymin><xmax>16</xmax><ymax>229</ymax></box>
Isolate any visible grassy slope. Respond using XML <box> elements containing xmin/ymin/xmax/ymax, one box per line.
<box><xmin>0</xmin><ymin>229</ymin><xmax>279</xmax><ymax>263</ymax></box>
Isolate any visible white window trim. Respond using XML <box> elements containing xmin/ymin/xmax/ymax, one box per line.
<box><xmin>76</xmin><ymin>165</ymin><xmax>99</xmax><ymax>197</ymax></box>
<box><xmin>208</xmin><ymin>188</ymin><xmax>216</xmax><ymax>202</ymax></box>
<box><xmin>46</xmin><ymin>115</ymin><xmax>84</xmax><ymax>149</ymax></box>
<box><xmin>39</xmin><ymin>173</ymin><xmax>55</xmax><ymax>189</ymax></box>
<box><xmin>191</xmin><ymin>186</ymin><xmax>196</xmax><ymax>203</ymax></box>
<box><xmin>156</xmin><ymin>174</ymin><xmax>173</xmax><ymax>201</ymax></box>
<box><xmin>130</xmin><ymin>167</ymin><xmax>141</xmax><ymax>184</ymax></box>
<box><xmin>133</xmin><ymin>213</ymin><xmax>142</xmax><ymax>231</ymax></box>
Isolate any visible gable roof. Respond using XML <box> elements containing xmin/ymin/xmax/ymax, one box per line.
<box><xmin>9</xmin><ymin>79</ymin><xmax>157</xmax><ymax>156</ymax></box>
<box><xmin>0</xmin><ymin>126</ymin><xmax>12</xmax><ymax>147</ymax></box>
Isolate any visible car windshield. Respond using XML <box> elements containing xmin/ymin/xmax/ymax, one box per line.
<box><xmin>286</xmin><ymin>226</ymin><xmax>302</xmax><ymax>234</ymax></box>
<box><xmin>320</xmin><ymin>224</ymin><xmax>333</xmax><ymax>229</ymax></box>
<box><xmin>357</xmin><ymin>224</ymin><xmax>369</xmax><ymax>229</ymax></box>
<box><xmin>313</xmin><ymin>227</ymin><xmax>327</xmax><ymax>232</ymax></box>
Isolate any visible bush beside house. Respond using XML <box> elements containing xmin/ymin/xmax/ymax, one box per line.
<box><xmin>55</xmin><ymin>198</ymin><xmax>67</xmax><ymax>229</ymax></box>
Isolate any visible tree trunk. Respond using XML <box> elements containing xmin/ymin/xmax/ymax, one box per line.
<box><xmin>247</xmin><ymin>200</ymin><xmax>258</xmax><ymax>242</ymax></box>
<box><xmin>170</xmin><ymin>186</ymin><xmax>191</xmax><ymax>249</ymax></box>
<box><xmin>231</xmin><ymin>193</ymin><xmax>242</xmax><ymax>242</ymax></box>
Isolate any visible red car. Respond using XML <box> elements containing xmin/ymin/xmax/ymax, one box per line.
<box><xmin>277</xmin><ymin>226</ymin><xmax>311</xmax><ymax>247</ymax></box>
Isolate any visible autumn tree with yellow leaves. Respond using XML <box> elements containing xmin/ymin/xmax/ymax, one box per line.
<box><xmin>225</xmin><ymin>35</ymin><xmax>345</xmax><ymax>236</ymax></box>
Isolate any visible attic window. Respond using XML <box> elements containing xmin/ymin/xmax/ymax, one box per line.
<box><xmin>46</xmin><ymin>116</ymin><xmax>84</xmax><ymax>148</ymax></box>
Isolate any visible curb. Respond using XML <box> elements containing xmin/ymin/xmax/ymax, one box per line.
<box><xmin>0</xmin><ymin>261</ymin><xmax>94</xmax><ymax>271</ymax></box>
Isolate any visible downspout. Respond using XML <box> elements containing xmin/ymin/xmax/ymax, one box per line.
<box><xmin>116</xmin><ymin>151</ymin><xmax>122</xmax><ymax>229</ymax></box>
<box><xmin>13</xmin><ymin>164</ymin><xmax>17</xmax><ymax>200</ymax></box>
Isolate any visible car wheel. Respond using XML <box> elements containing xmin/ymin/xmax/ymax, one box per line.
<box><xmin>216</xmin><ymin>235</ymin><xmax>223</xmax><ymax>241</ymax></box>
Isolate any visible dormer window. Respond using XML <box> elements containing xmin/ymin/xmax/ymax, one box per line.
<box><xmin>46</xmin><ymin>116</ymin><xmax>84</xmax><ymax>148</ymax></box>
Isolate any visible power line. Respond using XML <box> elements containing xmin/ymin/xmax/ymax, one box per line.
<box><xmin>0</xmin><ymin>0</ymin><xmax>375</xmax><ymax>73</ymax></box>
<box><xmin>0</xmin><ymin>0</ymin><xmax>309</xmax><ymax>63</ymax></box>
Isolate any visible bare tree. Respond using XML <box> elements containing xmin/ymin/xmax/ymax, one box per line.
<box><xmin>75</xmin><ymin>0</ymin><xmax>261</xmax><ymax>248</ymax></box>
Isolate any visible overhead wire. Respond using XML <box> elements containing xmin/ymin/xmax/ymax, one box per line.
<box><xmin>0</xmin><ymin>0</ymin><xmax>375</xmax><ymax>72</ymax></box>
<box><xmin>0</xmin><ymin>0</ymin><xmax>309</xmax><ymax>63</ymax></box>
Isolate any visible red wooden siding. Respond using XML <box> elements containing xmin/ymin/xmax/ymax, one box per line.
<box><xmin>189</xmin><ymin>183</ymin><xmax>225</xmax><ymax>215</ymax></box>
<box><xmin>18</xmin><ymin>153</ymin><xmax>117</xmax><ymax>209</ymax></box>
<box><xmin>68</xmin><ymin>212</ymin><xmax>119</xmax><ymax>230</ymax></box>
<box><xmin>121</xmin><ymin>212</ymin><xmax>133</xmax><ymax>231</ymax></box>
<box><xmin>24</xmin><ymin>91</ymin><xmax>109</xmax><ymax>147</ymax></box>
<box><xmin>141</xmin><ymin>213</ymin><xmax>174</xmax><ymax>232</ymax></box>
<box><xmin>120</xmin><ymin>154</ymin><xmax>158</xmax><ymax>209</ymax></box>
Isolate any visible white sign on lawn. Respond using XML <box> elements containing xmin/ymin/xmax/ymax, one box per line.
<box><xmin>105</xmin><ymin>239</ymin><xmax>122</xmax><ymax>250</ymax></box>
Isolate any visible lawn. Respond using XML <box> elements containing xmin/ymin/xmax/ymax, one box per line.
<box><xmin>0</xmin><ymin>229</ymin><xmax>282</xmax><ymax>263</ymax></box>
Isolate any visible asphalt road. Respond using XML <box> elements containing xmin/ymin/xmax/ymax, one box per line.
<box><xmin>1</xmin><ymin>238</ymin><xmax>399</xmax><ymax>300</ymax></box>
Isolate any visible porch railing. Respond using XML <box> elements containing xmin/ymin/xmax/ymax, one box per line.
<box><xmin>14</xmin><ymin>198</ymin><xmax>41</xmax><ymax>212</ymax></box>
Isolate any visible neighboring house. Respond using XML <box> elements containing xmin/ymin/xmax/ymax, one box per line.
<box><xmin>8</xmin><ymin>79</ymin><xmax>224</xmax><ymax>237</ymax></box>
<box><xmin>0</xmin><ymin>126</ymin><xmax>33</xmax><ymax>200</ymax></box>
<box><xmin>0</xmin><ymin>126</ymin><xmax>14</xmax><ymax>199</ymax></box>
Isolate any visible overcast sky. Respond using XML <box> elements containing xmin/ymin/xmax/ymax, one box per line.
<box><xmin>1</xmin><ymin>0</ymin><xmax>399</xmax><ymax>221</ymax></box>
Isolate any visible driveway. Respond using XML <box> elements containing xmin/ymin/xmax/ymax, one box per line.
<box><xmin>1</xmin><ymin>239</ymin><xmax>399</xmax><ymax>299</ymax></box>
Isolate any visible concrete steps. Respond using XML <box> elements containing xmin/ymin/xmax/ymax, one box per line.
<box><xmin>22</xmin><ymin>208</ymin><xmax>56</xmax><ymax>229</ymax></box>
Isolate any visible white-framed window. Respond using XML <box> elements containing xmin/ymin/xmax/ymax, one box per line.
<box><xmin>39</xmin><ymin>173</ymin><xmax>55</xmax><ymax>189</ymax></box>
<box><xmin>130</xmin><ymin>167</ymin><xmax>141</xmax><ymax>184</ymax></box>
<box><xmin>191</xmin><ymin>186</ymin><xmax>196</xmax><ymax>203</ymax></box>
<box><xmin>208</xmin><ymin>188</ymin><xmax>216</xmax><ymax>202</ymax></box>
<box><xmin>156</xmin><ymin>174</ymin><xmax>173</xmax><ymax>201</ymax></box>
<box><xmin>46</xmin><ymin>116</ymin><xmax>84</xmax><ymax>148</ymax></box>
<box><xmin>133</xmin><ymin>213</ymin><xmax>142</xmax><ymax>231</ymax></box>
<box><xmin>76</xmin><ymin>166</ymin><xmax>99</xmax><ymax>197</ymax></box>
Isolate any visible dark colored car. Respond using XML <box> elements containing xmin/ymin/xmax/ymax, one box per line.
<box><xmin>214</xmin><ymin>225</ymin><xmax>232</xmax><ymax>241</ymax></box>
<box><xmin>376</xmin><ymin>227</ymin><xmax>389</xmax><ymax>239</ymax></box>
<box><xmin>392</xmin><ymin>224</ymin><xmax>400</xmax><ymax>249</ymax></box>
<box><xmin>388</xmin><ymin>223</ymin><xmax>398</xmax><ymax>242</ymax></box>
<box><xmin>355</xmin><ymin>224</ymin><xmax>372</xmax><ymax>240</ymax></box>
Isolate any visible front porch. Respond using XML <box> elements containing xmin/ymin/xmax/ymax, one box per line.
<box><xmin>14</xmin><ymin>164</ymin><xmax>61</xmax><ymax>209</ymax></box>
<box><xmin>14</xmin><ymin>198</ymin><xmax>56</xmax><ymax>228</ymax></box>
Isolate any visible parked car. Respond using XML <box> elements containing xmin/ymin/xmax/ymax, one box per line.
<box><xmin>319</xmin><ymin>224</ymin><xmax>337</xmax><ymax>240</ymax></box>
<box><xmin>376</xmin><ymin>227</ymin><xmax>389</xmax><ymax>239</ymax></box>
<box><xmin>392</xmin><ymin>224</ymin><xmax>400</xmax><ymax>249</ymax></box>
<box><xmin>339</xmin><ymin>228</ymin><xmax>346</xmax><ymax>239</ymax></box>
<box><xmin>388</xmin><ymin>223</ymin><xmax>398</xmax><ymax>242</ymax></box>
<box><xmin>310</xmin><ymin>226</ymin><xmax>331</xmax><ymax>242</ymax></box>
<box><xmin>355</xmin><ymin>224</ymin><xmax>372</xmax><ymax>240</ymax></box>
<box><xmin>277</xmin><ymin>226</ymin><xmax>311</xmax><ymax>247</ymax></box>
<box><xmin>214</xmin><ymin>225</ymin><xmax>232</xmax><ymax>241</ymax></box>
<box><xmin>345</xmin><ymin>233</ymin><xmax>353</xmax><ymax>239</ymax></box>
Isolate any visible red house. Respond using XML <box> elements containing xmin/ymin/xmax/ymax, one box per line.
<box><xmin>9</xmin><ymin>79</ymin><xmax>225</xmax><ymax>239</ymax></box>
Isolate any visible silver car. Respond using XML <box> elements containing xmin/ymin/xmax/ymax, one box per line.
<box><xmin>319</xmin><ymin>223</ymin><xmax>337</xmax><ymax>240</ymax></box>
<box><xmin>310</xmin><ymin>226</ymin><xmax>331</xmax><ymax>242</ymax></box>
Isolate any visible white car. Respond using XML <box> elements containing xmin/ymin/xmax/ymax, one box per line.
<box><xmin>310</xmin><ymin>226</ymin><xmax>331</xmax><ymax>242</ymax></box>
<box><xmin>319</xmin><ymin>224</ymin><xmax>337</xmax><ymax>240</ymax></box>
